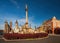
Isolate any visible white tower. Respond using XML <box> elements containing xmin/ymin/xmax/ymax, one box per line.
<box><xmin>25</xmin><ymin>4</ymin><xmax>28</xmax><ymax>28</ymax></box>
<box><xmin>25</xmin><ymin>4</ymin><xmax>28</xmax><ymax>24</ymax></box>
<box><xmin>14</xmin><ymin>20</ymin><xmax>19</xmax><ymax>33</ymax></box>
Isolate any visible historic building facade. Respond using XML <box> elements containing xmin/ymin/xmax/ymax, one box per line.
<box><xmin>43</xmin><ymin>16</ymin><xmax>60</xmax><ymax>34</ymax></box>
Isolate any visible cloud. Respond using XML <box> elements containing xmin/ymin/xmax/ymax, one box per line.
<box><xmin>0</xmin><ymin>24</ymin><xmax>4</xmax><ymax>30</ymax></box>
<box><xmin>9</xmin><ymin>0</ymin><xmax>20</xmax><ymax>8</ymax></box>
<box><xmin>17</xmin><ymin>16</ymin><xmax>36</xmax><ymax>29</ymax></box>
<box><xmin>0</xmin><ymin>15</ymin><xmax>38</xmax><ymax>30</ymax></box>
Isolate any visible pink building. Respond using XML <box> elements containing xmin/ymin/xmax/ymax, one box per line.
<box><xmin>43</xmin><ymin>16</ymin><xmax>60</xmax><ymax>34</ymax></box>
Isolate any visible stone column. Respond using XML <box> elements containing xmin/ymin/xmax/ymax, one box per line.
<box><xmin>25</xmin><ymin>4</ymin><xmax>28</xmax><ymax>24</ymax></box>
<box><xmin>25</xmin><ymin>4</ymin><xmax>28</xmax><ymax>28</ymax></box>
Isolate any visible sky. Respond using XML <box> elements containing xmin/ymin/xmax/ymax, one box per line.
<box><xmin>0</xmin><ymin>0</ymin><xmax>60</xmax><ymax>30</ymax></box>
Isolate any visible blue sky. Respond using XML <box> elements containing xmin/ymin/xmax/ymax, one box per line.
<box><xmin>0</xmin><ymin>0</ymin><xmax>60</xmax><ymax>30</ymax></box>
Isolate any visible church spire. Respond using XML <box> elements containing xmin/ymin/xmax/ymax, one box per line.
<box><xmin>10</xmin><ymin>20</ymin><xmax>12</xmax><ymax>30</ymax></box>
